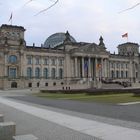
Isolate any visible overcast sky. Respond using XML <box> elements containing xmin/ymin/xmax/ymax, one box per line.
<box><xmin>0</xmin><ymin>0</ymin><xmax>140</xmax><ymax>53</ymax></box>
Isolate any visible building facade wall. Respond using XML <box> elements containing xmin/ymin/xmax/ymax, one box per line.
<box><xmin>0</xmin><ymin>24</ymin><xmax>140</xmax><ymax>90</ymax></box>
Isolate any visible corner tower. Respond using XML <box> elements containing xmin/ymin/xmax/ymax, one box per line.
<box><xmin>0</xmin><ymin>24</ymin><xmax>26</xmax><ymax>47</ymax></box>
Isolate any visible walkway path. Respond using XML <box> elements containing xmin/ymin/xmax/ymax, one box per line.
<box><xmin>0</xmin><ymin>96</ymin><xmax>140</xmax><ymax>140</ymax></box>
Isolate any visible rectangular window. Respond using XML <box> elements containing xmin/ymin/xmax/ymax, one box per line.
<box><xmin>126</xmin><ymin>71</ymin><xmax>128</xmax><ymax>78</ymax></box>
<box><xmin>116</xmin><ymin>63</ymin><xmax>119</xmax><ymax>69</ymax></box>
<box><xmin>121</xmin><ymin>63</ymin><xmax>124</xmax><ymax>69</ymax></box>
<box><xmin>35</xmin><ymin>58</ymin><xmax>40</xmax><ymax>65</ymax></box>
<box><xmin>9</xmin><ymin>68</ymin><xmax>16</xmax><ymax>78</ymax></box>
<box><xmin>27</xmin><ymin>56</ymin><xmax>32</xmax><ymax>65</ymax></box>
<box><xmin>111</xmin><ymin>62</ymin><xmax>115</xmax><ymax>68</ymax></box>
<box><xmin>59</xmin><ymin>59</ymin><xmax>64</xmax><ymax>66</ymax></box>
<box><xmin>44</xmin><ymin>58</ymin><xmax>49</xmax><ymax>65</ymax></box>
<box><xmin>51</xmin><ymin>59</ymin><xmax>56</xmax><ymax>66</ymax></box>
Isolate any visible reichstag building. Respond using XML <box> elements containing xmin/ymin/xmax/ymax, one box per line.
<box><xmin>0</xmin><ymin>24</ymin><xmax>139</xmax><ymax>90</ymax></box>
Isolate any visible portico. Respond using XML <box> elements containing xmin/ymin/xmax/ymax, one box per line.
<box><xmin>73</xmin><ymin>56</ymin><xmax>108</xmax><ymax>81</ymax></box>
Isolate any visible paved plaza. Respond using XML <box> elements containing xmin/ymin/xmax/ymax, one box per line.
<box><xmin>0</xmin><ymin>90</ymin><xmax>140</xmax><ymax>140</ymax></box>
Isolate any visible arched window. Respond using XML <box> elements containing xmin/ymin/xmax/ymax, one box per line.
<box><xmin>51</xmin><ymin>68</ymin><xmax>56</xmax><ymax>79</ymax></box>
<box><xmin>9</xmin><ymin>55</ymin><xmax>17</xmax><ymax>63</ymax></box>
<box><xmin>43</xmin><ymin>68</ymin><xmax>49</xmax><ymax>79</ymax></box>
<box><xmin>111</xmin><ymin>70</ymin><xmax>114</xmax><ymax>78</ymax></box>
<box><xmin>28</xmin><ymin>83</ymin><xmax>32</xmax><ymax>87</ymax></box>
<box><xmin>35</xmin><ymin>67</ymin><xmax>40</xmax><ymax>79</ymax></box>
<box><xmin>59</xmin><ymin>68</ymin><xmax>63</xmax><ymax>79</ymax></box>
<box><xmin>126</xmin><ymin>71</ymin><xmax>128</xmax><ymax>78</ymax></box>
<box><xmin>121</xmin><ymin>71</ymin><xmax>124</xmax><ymax>78</ymax></box>
<box><xmin>11</xmin><ymin>82</ymin><xmax>17</xmax><ymax>88</ymax></box>
<box><xmin>27</xmin><ymin>67</ymin><xmax>32</xmax><ymax>78</ymax></box>
<box><xmin>116</xmin><ymin>71</ymin><xmax>119</xmax><ymax>78</ymax></box>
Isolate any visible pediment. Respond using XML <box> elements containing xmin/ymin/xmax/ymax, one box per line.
<box><xmin>70</xmin><ymin>43</ymin><xmax>107</xmax><ymax>54</ymax></box>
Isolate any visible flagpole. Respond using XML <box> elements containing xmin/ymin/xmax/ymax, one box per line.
<box><xmin>11</xmin><ymin>13</ymin><xmax>13</xmax><ymax>25</ymax></box>
<box><xmin>127</xmin><ymin>36</ymin><xmax>128</xmax><ymax>42</ymax></box>
<box><xmin>11</xmin><ymin>17</ymin><xmax>12</xmax><ymax>25</ymax></box>
<box><xmin>8</xmin><ymin>12</ymin><xmax>13</xmax><ymax>25</ymax></box>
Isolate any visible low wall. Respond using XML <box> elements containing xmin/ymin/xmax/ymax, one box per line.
<box><xmin>0</xmin><ymin>114</ymin><xmax>4</xmax><ymax>122</ymax></box>
<box><xmin>0</xmin><ymin>122</ymin><xmax>16</xmax><ymax>140</ymax></box>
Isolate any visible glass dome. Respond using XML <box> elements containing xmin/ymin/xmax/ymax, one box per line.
<box><xmin>44</xmin><ymin>32</ymin><xmax>76</xmax><ymax>48</ymax></box>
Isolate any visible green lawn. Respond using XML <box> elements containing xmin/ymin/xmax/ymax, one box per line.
<box><xmin>34</xmin><ymin>93</ymin><xmax>140</xmax><ymax>104</ymax></box>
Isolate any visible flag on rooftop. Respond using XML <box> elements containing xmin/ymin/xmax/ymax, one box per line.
<box><xmin>122</xmin><ymin>33</ymin><xmax>128</xmax><ymax>38</ymax></box>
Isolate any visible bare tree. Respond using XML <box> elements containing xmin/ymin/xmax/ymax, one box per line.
<box><xmin>119</xmin><ymin>2</ymin><xmax>140</xmax><ymax>13</ymax></box>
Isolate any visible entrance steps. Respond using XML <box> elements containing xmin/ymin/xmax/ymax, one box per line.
<box><xmin>102</xmin><ymin>83</ymin><xmax>124</xmax><ymax>89</ymax></box>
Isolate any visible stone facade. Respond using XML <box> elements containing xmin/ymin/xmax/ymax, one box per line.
<box><xmin>0</xmin><ymin>24</ymin><xmax>139</xmax><ymax>90</ymax></box>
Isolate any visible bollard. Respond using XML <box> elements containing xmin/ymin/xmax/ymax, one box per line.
<box><xmin>0</xmin><ymin>122</ymin><xmax>16</xmax><ymax>140</ymax></box>
<box><xmin>0</xmin><ymin>114</ymin><xmax>4</xmax><ymax>122</ymax></box>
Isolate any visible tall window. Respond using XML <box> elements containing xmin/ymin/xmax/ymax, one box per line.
<box><xmin>35</xmin><ymin>57</ymin><xmax>40</xmax><ymax>65</ymax></box>
<box><xmin>121</xmin><ymin>71</ymin><xmax>124</xmax><ymax>78</ymax></box>
<box><xmin>111</xmin><ymin>62</ymin><xmax>114</xmax><ymax>68</ymax></box>
<box><xmin>35</xmin><ymin>67</ymin><xmax>40</xmax><ymax>78</ymax></box>
<box><xmin>126</xmin><ymin>71</ymin><xmax>128</xmax><ymax>78</ymax></box>
<box><xmin>51</xmin><ymin>68</ymin><xmax>56</xmax><ymax>79</ymax></box>
<box><xmin>9</xmin><ymin>55</ymin><xmax>17</xmax><ymax>63</ymax></box>
<box><xmin>51</xmin><ymin>59</ymin><xmax>56</xmax><ymax>66</ymax></box>
<box><xmin>111</xmin><ymin>70</ymin><xmax>114</xmax><ymax>78</ymax></box>
<box><xmin>27</xmin><ymin>67</ymin><xmax>32</xmax><ymax>78</ymax></box>
<box><xmin>43</xmin><ymin>68</ymin><xmax>49</xmax><ymax>79</ymax></box>
<box><xmin>59</xmin><ymin>59</ymin><xmax>64</xmax><ymax>66</ymax></box>
<box><xmin>59</xmin><ymin>68</ymin><xmax>63</xmax><ymax>79</ymax></box>
<box><xmin>116</xmin><ymin>63</ymin><xmax>119</xmax><ymax>69</ymax></box>
<box><xmin>9</xmin><ymin>68</ymin><xmax>16</xmax><ymax>78</ymax></box>
<box><xmin>121</xmin><ymin>63</ymin><xmax>124</xmax><ymax>69</ymax></box>
<box><xmin>116</xmin><ymin>71</ymin><xmax>119</xmax><ymax>78</ymax></box>
<box><xmin>44</xmin><ymin>58</ymin><xmax>49</xmax><ymax>65</ymax></box>
<box><xmin>27</xmin><ymin>56</ymin><xmax>32</xmax><ymax>64</ymax></box>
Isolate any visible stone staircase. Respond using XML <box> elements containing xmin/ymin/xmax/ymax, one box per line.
<box><xmin>102</xmin><ymin>83</ymin><xmax>124</xmax><ymax>89</ymax></box>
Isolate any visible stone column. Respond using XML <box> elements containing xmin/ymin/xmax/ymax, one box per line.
<box><xmin>32</xmin><ymin>56</ymin><xmax>35</xmax><ymax>78</ymax></box>
<box><xmin>129</xmin><ymin>60</ymin><xmax>133</xmax><ymax>82</ymax></box>
<box><xmin>138</xmin><ymin>63</ymin><xmax>140</xmax><ymax>80</ymax></box>
<box><xmin>56</xmin><ymin>58</ymin><xmax>59</xmax><ymax>79</ymax></box>
<box><xmin>119</xmin><ymin>62</ymin><xmax>121</xmax><ymax>78</ymax></box>
<box><xmin>48</xmin><ymin>57</ymin><xmax>51</xmax><ymax>79</ymax></box>
<box><xmin>75</xmin><ymin>57</ymin><xmax>78</xmax><ymax>77</ymax></box>
<box><xmin>82</xmin><ymin>57</ymin><xmax>84</xmax><ymax>78</ymax></box>
<box><xmin>133</xmin><ymin>62</ymin><xmax>136</xmax><ymax>82</ymax></box>
<box><xmin>104</xmin><ymin>58</ymin><xmax>107</xmax><ymax>78</ymax></box>
<box><xmin>114</xmin><ymin>62</ymin><xmax>116</xmax><ymax>79</ymax></box>
<box><xmin>88</xmin><ymin>57</ymin><xmax>91</xmax><ymax>78</ymax></box>
<box><xmin>4</xmin><ymin>53</ymin><xmax>8</xmax><ymax>76</ymax></box>
<box><xmin>95</xmin><ymin>58</ymin><xmax>98</xmax><ymax>78</ymax></box>
<box><xmin>108</xmin><ymin>60</ymin><xmax>110</xmax><ymax>78</ymax></box>
<box><xmin>101</xmin><ymin>58</ymin><xmax>103</xmax><ymax>78</ymax></box>
<box><xmin>20</xmin><ymin>52</ymin><xmax>25</xmax><ymax>78</ymax></box>
<box><xmin>40</xmin><ymin>57</ymin><xmax>43</xmax><ymax>79</ymax></box>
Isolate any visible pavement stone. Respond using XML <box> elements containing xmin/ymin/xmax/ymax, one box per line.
<box><xmin>0</xmin><ymin>97</ymin><xmax>140</xmax><ymax>140</ymax></box>
<box><xmin>0</xmin><ymin>103</ymin><xmax>97</xmax><ymax>140</ymax></box>
<box><xmin>13</xmin><ymin>134</ymin><xmax>38</xmax><ymax>140</ymax></box>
